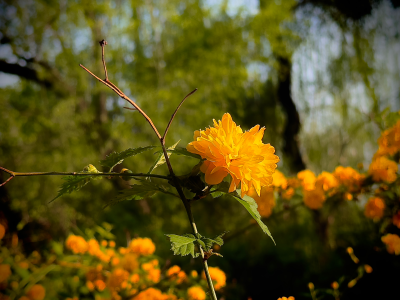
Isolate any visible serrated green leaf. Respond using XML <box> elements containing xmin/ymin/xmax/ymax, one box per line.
<box><xmin>210</xmin><ymin>181</ymin><xmax>230</xmax><ymax>198</ymax></box>
<box><xmin>196</xmin><ymin>239</ymin><xmax>207</xmax><ymax>250</ymax></box>
<box><xmin>165</xmin><ymin>234</ymin><xmax>199</xmax><ymax>258</ymax></box>
<box><xmin>200</xmin><ymin>232</ymin><xmax>226</xmax><ymax>251</ymax></box>
<box><xmin>100</xmin><ymin>146</ymin><xmax>156</xmax><ymax>172</ymax></box>
<box><xmin>155</xmin><ymin>147</ymin><xmax>203</xmax><ymax>160</ymax></box>
<box><xmin>148</xmin><ymin>141</ymin><xmax>180</xmax><ymax>174</ymax></box>
<box><xmin>106</xmin><ymin>181</ymin><xmax>162</xmax><ymax>207</ymax></box>
<box><xmin>50</xmin><ymin>175</ymin><xmax>93</xmax><ymax>203</ymax></box>
<box><xmin>232</xmin><ymin>190</ymin><xmax>275</xmax><ymax>245</ymax></box>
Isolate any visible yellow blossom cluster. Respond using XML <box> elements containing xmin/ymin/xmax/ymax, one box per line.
<box><xmin>167</xmin><ymin>265</ymin><xmax>187</xmax><ymax>284</ymax></box>
<box><xmin>364</xmin><ymin>197</ymin><xmax>385</xmax><ymax>221</ymax></box>
<box><xmin>248</xmin><ymin>186</ymin><xmax>276</xmax><ymax>218</ymax></box>
<box><xmin>128</xmin><ymin>237</ymin><xmax>156</xmax><ymax>255</ymax></box>
<box><xmin>187</xmin><ymin>113</ymin><xmax>279</xmax><ymax>197</ymax></box>
<box><xmin>368</xmin><ymin>155</ymin><xmax>398</xmax><ymax>183</ymax></box>
<box><xmin>187</xmin><ymin>286</ymin><xmax>206</xmax><ymax>300</ymax></box>
<box><xmin>376</xmin><ymin>119</ymin><xmax>400</xmax><ymax>156</ymax></box>
<box><xmin>277</xmin><ymin>297</ymin><xmax>295</xmax><ymax>300</ymax></box>
<box><xmin>381</xmin><ymin>234</ymin><xmax>400</xmax><ymax>255</ymax></box>
<box><xmin>202</xmin><ymin>267</ymin><xmax>226</xmax><ymax>290</ymax></box>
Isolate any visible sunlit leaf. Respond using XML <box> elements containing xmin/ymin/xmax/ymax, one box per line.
<box><xmin>106</xmin><ymin>180</ymin><xmax>164</xmax><ymax>207</ymax></box>
<box><xmin>148</xmin><ymin>141</ymin><xmax>180</xmax><ymax>174</ymax></box>
<box><xmin>232</xmin><ymin>190</ymin><xmax>275</xmax><ymax>244</ymax></box>
<box><xmin>155</xmin><ymin>147</ymin><xmax>203</xmax><ymax>160</ymax></box>
<box><xmin>100</xmin><ymin>146</ymin><xmax>156</xmax><ymax>172</ymax></box>
<box><xmin>165</xmin><ymin>234</ymin><xmax>199</xmax><ymax>258</ymax></box>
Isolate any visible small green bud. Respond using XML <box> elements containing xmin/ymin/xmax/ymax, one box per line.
<box><xmin>120</xmin><ymin>168</ymin><xmax>133</xmax><ymax>181</ymax></box>
<box><xmin>83</xmin><ymin>164</ymin><xmax>99</xmax><ymax>173</ymax></box>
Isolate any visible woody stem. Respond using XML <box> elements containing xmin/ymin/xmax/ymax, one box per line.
<box><xmin>159</xmin><ymin>144</ymin><xmax>218</xmax><ymax>300</ymax></box>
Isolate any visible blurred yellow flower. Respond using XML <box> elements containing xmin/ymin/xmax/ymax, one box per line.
<box><xmin>130</xmin><ymin>273</ymin><xmax>140</xmax><ymax>283</ymax></box>
<box><xmin>333</xmin><ymin>166</ymin><xmax>364</xmax><ymax>192</ymax></box>
<box><xmin>187</xmin><ymin>286</ymin><xmax>206</xmax><ymax>300</ymax></box>
<box><xmin>248</xmin><ymin>186</ymin><xmax>275</xmax><ymax>218</ymax></box>
<box><xmin>121</xmin><ymin>253</ymin><xmax>139</xmax><ymax>272</ymax></box>
<box><xmin>26</xmin><ymin>284</ymin><xmax>46</xmax><ymax>300</ymax></box>
<box><xmin>376</xmin><ymin>120</ymin><xmax>400</xmax><ymax>156</ymax></box>
<box><xmin>109</xmin><ymin>241</ymin><xmax>116</xmax><ymax>248</ymax></box>
<box><xmin>202</xmin><ymin>267</ymin><xmax>226</xmax><ymax>290</ymax></box>
<box><xmin>128</xmin><ymin>238</ymin><xmax>156</xmax><ymax>255</ymax></box>
<box><xmin>277</xmin><ymin>297</ymin><xmax>295</xmax><ymax>300</ymax></box>
<box><xmin>368</xmin><ymin>156</ymin><xmax>397</xmax><ymax>183</ymax></box>
<box><xmin>191</xmin><ymin>270</ymin><xmax>198</xmax><ymax>278</ymax></box>
<box><xmin>316</xmin><ymin>171</ymin><xmax>339</xmax><ymax>192</ymax></box>
<box><xmin>0</xmin><ymin>224</ymin><xmax>5</xmax><ymax>240</ymax></box>
<box><xmin>108</xmin><ymin>268</ymin><xmax>130</xmax><ymax>290</ymax></box>
<box><xmin>94</xmin><ymin>279</ymin><xmax>106</xmax><ymax>291</ymax></box>
<box><xmin>87</xmin><ymin>239</ymin><xmax>100</xmax><ymax>256</ymax></box>
<box><xmin>364</xmin><ymin>197</ymin><xmax>385</xmax><ymax>221</ymax></box>
<box><xmin>167</xmin><ymin>265</ymin><xmax>186</xmax><ymax>284</ymax></box>
<box><xmin>187</xmin><ymin>113</ymin><xmax>279</xmax><ymax>197</ymax></box>
<box><xmin>133</xmin><ymin>287</ymin><xmax>168</xmax><ymax>300</ymax></box>
<box><xmin>86</xmin><ymin>281</ymin><xmax>94</xmax><ymax>291</ymax></box>
<box><xmin>331</xmin><ymin>281</ymin><xmax>339</xmax><ymax>289</ymax></box>
<box><xmin>381</xmin><ymin>233</ymin><xmax>400</xmax><ymax>255</ymax></box>
<box><xmin>272</xmin><ymin>170</ymin><xmax>288</xmax><ymax>190</ymax></box>
<box><xmin>364</xmin><ymin>264</ymin><xmax>373</xmax><ymax>273</ymax></box>
<box><xmin>297</xmin><ymin>170</ymin><xmax>316</xmax><ymax>191</ymax></box>
<box><xmin>282</xmin><ymin>187</ymin><xmax>295</xmax><ymax>200</ymax></box>
<box><xmin>0</xmin><ymin>264</ymin><xmax>11</xmax><ymax>283</ymax></box>
<box><xmin>303</xmin><ymin>187</ymin><xmax>326</xmax><ymax>209</ymax></box>
<box><xmin>66</xmin><ymin>235</ymin><xmax>88</xmax><ymax>254</ymax></box>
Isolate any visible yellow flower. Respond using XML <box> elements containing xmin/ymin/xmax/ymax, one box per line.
<box><xmin>191</xmin><ymin>270</ymin><xmax>198</xmax><ymax>278</ymax></box>
<box><xmin>333</xmin><ymin>166</ymin><xmax>364</xmax><ymax>192</ymax></box>
<box><xmin>130</xmin><ymin>273</ymin><xmax>140</xmax><ymax>283</ymax></box>
<box><xmin>376</xmin><ymin>120</ymin><xmax>400</xmax><ymax>156</ymax></box>
<box><xmin>121</xmin><ymin>253</ymin><xmax>139</xmax><ymax>272</ymax></box>
<box><xmin>26</xmin><ymin>284</ymin><xmax>46</xmax><ymax>300</ymax></box>
<box><xmin>272</xmin><ymin>170</ymin><xmax>288</xmax><ymax>190</ymax></box>
<box><xmin>65</xmin><ymin>235</ymin><xmax>88</xmax><ymax>254</ymax></box>
<box><xmin>297</xmin><ymin>170</ymin><xmax>316</xmax><ymax>191</ymax></box>
<box><xmin>364</xmin><ymin>264</ymin><xmax>373</xmax><ymax>273</ymax></box>
<box><xmin>86</xmin><ymin>281</ymin><xmax>94</xmax><ymax>291</ymax></box>
<box><xmin>187</xmin><ymin>286</ymin><xmax>206</xmax><ymax>300</ymax></box>
<box><xmin>248</xmin><ymin>186</ymin><xmax>275</xmax><ymax>218</ymax></box>
<box><xmin>109</xmin><ymin>241</ymin><xmax>116</xmax><ymax>248</ymax></box>
<box><xmin>87</xmin><ymin>239</ymin><xmax>100</xmax><ymax>256</ymax></box>
<box><xmin>303</xmin><ymin>187</ymin><xmax>326</xmax><ymax>209</ymax></box>
<box><xmin>0</xmin><ymin>264</ymin><xmax>11</xmax><ymax>283</ymax></box>
<box><xmin>142</xmin><ymin>261</ymin><xmax>161</xmax><ymax>283</ymax></box>
<box><xmin>282</xmin><ymin>187</ymin><xmax>295</xmax><ymax>200</ymax></box>
<box><xmin>187</xmin><ymin>113</ymin><xmax>279</xmax><ymax>197</ymax></box>
<box><xmin>0</xmin><ymin>224</ymin><xmax>5</xmax><ymax>240</ymax></box>
<box><xmin>381</xmin><ymin>233</ymin><xmax>400</xmax><ymax>255</ymax></box>
<box><xmin>368</xmin><ymin>156</ymin><xmax>397</xmax><ymax>183</ymax></box>
<box><xmin>128</xmin><ymin>238</ymin><xmax>156</xmax><ymax>255</ymax></box>
<box><xmin>331</xmin><ymin>281</ymin><xmax>339</xmax><ymax>289</ymax></box>
<box><xmin>316</xmin><ymin>171</ymin><xmax>339</xmax><ymax>192</ymax></box>
<box><xmin>277</xmin><ymin>297</ymin><xmax>295</xmax><ymax>300</ymax></box>
<box><xmin>166</xmin><ymin>265</ymin><xmax>186</xmax><ymax>283</ymax></box>
<box><xmin>107</xmin><ymin>268</ymin><xmax>129</xmax><ymax>290</ymax></box>
<box><xmin>202</xmin><ymin>267</ymin><xmax>226</xmax><ymax>290</ymax></box>
<box><xmin>364</xmin><ymin>197</ymin><xmax>385</xmax><ymax>221</ymax></box>
<box><xmin>132</xmin><ymin>287</ymin><xmax>168</xmax><ymax>300</ymax></box>
<box><xmin>94</xmin><ymin>279</ymin><xmax>106</xmax><ymax>291</ymax></box>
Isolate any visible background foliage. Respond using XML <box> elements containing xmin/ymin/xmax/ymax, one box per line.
<box><xmin>1</xmin><ymin>0</ymin><xmax>400</xmax><ymax>299</ymax></box>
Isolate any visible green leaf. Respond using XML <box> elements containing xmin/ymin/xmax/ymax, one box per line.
<box><xmin>196</xmin><ymin>239</ymin><xmax>207</xmax><ymax>250</ymax></box>
<box><xmin>50</xmin><ymin>175</ymin><xmax>93</xmax><ymax>203</ymax></box>
<box><xmin>210</xmin><ymin>182</ymin><xmax>230</xmax><ymax>198</ymax></box>
<box><xmin>232</xmin><ymin>190</ymin><xmax>275</xmax><ymax>245</ymax></box>
<box><xmin>148</xmin><ymin>141</ymin><xmax>180</xmax><ymax>174</ymax></box>
<box><xmin>106</xmin><ymin>180</ymin><xmax>163</xmax><ymax>207</ymax></box>
<box><xmin>100</xmin><ymin>146</ymin><xmax>156</xmax><ymax>172</ymax></box>
<box><xmin>155</xmin><ymin>147</ymin><xmax>203</xmax><ymax>160</ymax></box>
<box><xmin>165</xmin><ymin>234</ymin><xmax>199</xmax><ymax>258</ymax></box>
<box><xmin>200</xmin><ymin>232</ymin><xmax>227</xmax><ymax>251</ymax></box>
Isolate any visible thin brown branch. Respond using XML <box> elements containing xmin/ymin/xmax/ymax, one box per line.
<box><xmin>161</xmin><ymin>88</ymin><xmax>198</xmax><ymax>145</ymax></box>
<box><xmin>79</xmin><ymin>64</ymin><xmax>161</xmax><ymax>139</ymax></box>
<box><xmin>99</xmin><ymin>39</ymin><xmax>108</xmax><ymax>80</ymax></box>
<box><xmin>0</xmin><ymin>168</ymin><xmax>169</xmax><ymax>181</ymax></box>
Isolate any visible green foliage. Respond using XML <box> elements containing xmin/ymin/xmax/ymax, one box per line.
<box><xmin>148</xmin><ymin>141</ymin><xmax>180</xmax><ymax>174</ymax></box>
<box><xmin>158</xmin><ymin>147</ymin><xmax>203</xmax><ymax>160</ymax></box>
<box><xmin>165</xmin><ymin>234</ymin><xmax>199</xmax><ymax>258</ymax></box>
<box><xmin>107</xmin><ymin>180</ymin><xmax>169</xmax><ymax>207</ymax></box>
<box><xmin>199</xmin><ymin>232</ymin><xmax>226</xmax><ymax>251</ymax></box>
<box><xmin>100</xmin><ymin>146</ymin><xmax>156</xmax><ymax>172</ymax></box>
<box><xmin>232</xmin><ymin>190</ymin><xmax>275</xmax><ymax>244</ymax></box>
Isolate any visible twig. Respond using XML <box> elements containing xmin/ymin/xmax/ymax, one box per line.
<box><xmin>79</xmin><ymin>41</ymin><xmax>161</xmax><ymax>139</ymax></box>
<box><xmin>99</xmin><ymin>39</ymin><xmax>108</xmax><ymax>80</ymax></box>
<box><xmin>161</xmin><ymin>88</ymin><xmax>198</xmax><ymax>145</ymax></box>
<box><xmin>0</xmin><ymin>168</ymin><xmax>170</xmax><ymax>184</ymax></box>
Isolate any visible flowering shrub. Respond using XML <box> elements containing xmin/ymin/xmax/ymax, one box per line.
<box><xmin>0</xmin><ymin>226</ymin><xmax>226</xmax><ymax>300</ymax></box>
